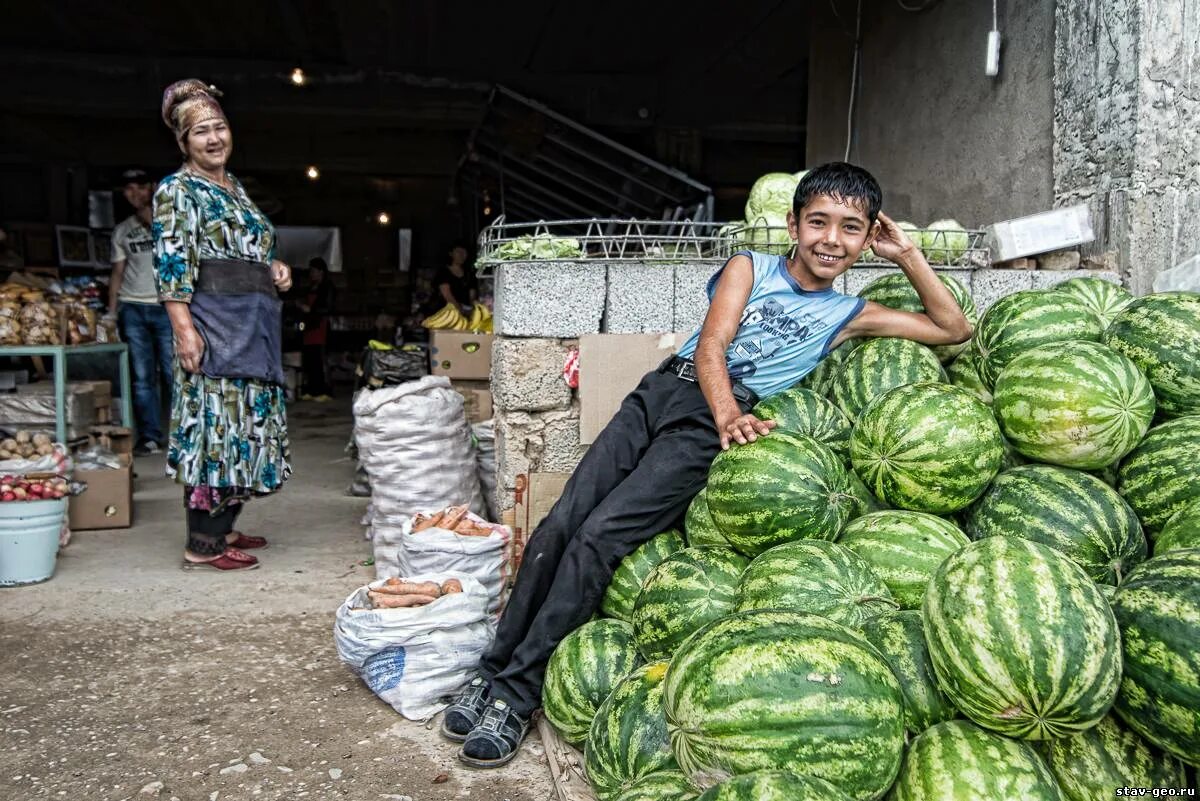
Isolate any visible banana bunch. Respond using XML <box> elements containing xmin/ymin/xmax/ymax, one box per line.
<box><xmin>422</xmin><ymin>302</ymin><xmax>494</xmax><ymax>332</ymax></box>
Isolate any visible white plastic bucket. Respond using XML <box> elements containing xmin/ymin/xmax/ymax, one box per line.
<box><xmin>0</xmin><ymin>498</ymin><xmax>67</xmax><ymax>586</ymax></box>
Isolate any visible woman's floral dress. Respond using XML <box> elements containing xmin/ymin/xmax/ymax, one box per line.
<box><xmin>152</xmin><ymin>170</ymin><xmax>291</xmax><ymax>511</ymax></box>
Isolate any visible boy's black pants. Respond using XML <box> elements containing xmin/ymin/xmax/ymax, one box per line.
<box><xmin>479</xmin><ymin>364</ymin><xmax>753</xmax><ymax>716</ymax></box>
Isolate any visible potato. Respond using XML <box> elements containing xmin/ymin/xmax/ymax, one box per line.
<box><xmin>31</xmin><ymin>433</ymin><xmax>50</xmax><ymax>447</ymax></box>
<box><xmin>15</xmin><ymin>431</ymin><xmax>31</xmax><ymax>444</ymax></box>
<box><xmin>0</xmin><ymin>439</ymin><xmax>16</xmax><ymax>451</ymax></box>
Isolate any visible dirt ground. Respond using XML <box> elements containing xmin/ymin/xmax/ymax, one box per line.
<box><xmin>0</xmin><ymin>403</ymin><xmax>554</xmax><ymax>801</ymax></box>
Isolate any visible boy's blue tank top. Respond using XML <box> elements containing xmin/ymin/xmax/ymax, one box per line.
<box><xmin>676</xmin><ymin>250</ymin><xmax>864</xmax><ymax>400</ymax></box>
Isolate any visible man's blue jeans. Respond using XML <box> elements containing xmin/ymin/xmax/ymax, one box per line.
<box><xmin>118</xmin><ymin>301</ymin><xmax>174</xmax><ymax>444</ymax></box>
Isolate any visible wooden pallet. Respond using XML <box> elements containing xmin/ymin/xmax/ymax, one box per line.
<box><xmin>537</xmin><ymin>714</ymin><xmax>598</xmax><ymax>801</ymax></box>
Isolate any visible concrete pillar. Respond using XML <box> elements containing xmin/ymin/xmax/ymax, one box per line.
<box><xmin>1053</xmin><ymin>0</ymin><xmax>1200</xmax><ymax>294</ymax></box>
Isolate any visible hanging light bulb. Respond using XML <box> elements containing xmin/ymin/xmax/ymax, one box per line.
<box><xmin>290</xmin><ymin>67</ymin><xmax>307</xmax><ymax>86</ymax></box>
<box><xmin>376</xmin><ymin>212</ymin><xmax>391</xmax><ymax>225</ymax></box>
<box><xmin>305</xmin><ymin>165</ymin><xmax>320</xmax><ymax>180</ymax></box>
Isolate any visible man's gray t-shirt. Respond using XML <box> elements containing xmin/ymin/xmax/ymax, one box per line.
<box><xmin>112</xmin><ymin>215</ymin><xmax>158</xmax><ymax>304</ymax></box>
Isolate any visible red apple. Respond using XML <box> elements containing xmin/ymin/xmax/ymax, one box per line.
<box><xmin>1</xmin><ymin>492</ymin><xmax>14</xmax><ymax>502</ymax></box>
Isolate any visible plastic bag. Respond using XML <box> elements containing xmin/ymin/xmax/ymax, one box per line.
<box><xmin>333</xmin><ymin>571</ymin><xmax>494</xmax><ymax>720</ymax></box>
<box><xmin>1153</xmin><ymin>253</ymin><xmax>1200</xmax><ymax>292</ymax></box>
<box><xmin>373</xmin><ymin>509</ymin><xmax>512</xmax><ymax>615</ymax></box>
<box><xmin>472</xmin><ymin>420</ymin><xmax>497</xmax><ymax>522</ymax></box>
<box><xmin>359</xmin><ymin>347</ymin><xmax>428</xmax><ymax>389</ymax></box>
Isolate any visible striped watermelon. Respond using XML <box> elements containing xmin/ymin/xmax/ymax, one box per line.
<box><xmin>923</xmin><ymin>537</ymin><xmax>1122</xmax><ymax>740</ymax></box>
<box><xmin>1117</xmin><ymin>415</ymin><xmax>1200</xmax><ymax>532</ymax></box>
<box><xmin>585</xmin><ymin>661</ymin><xmax>677</xmax><ymax>799</ymax></box>
<box><xmin>1055</xmin><ymin>275</ymin><xmax>1134</xmax><ymax>327</ymax></box>
<box><xmin>751</xmin><ymin>387</ymin><xmax>852</xmax><ymax>458</ymax></box>
<box><xmin>664</xmin><ymin>610</ymin><xmax>905</xmax><ymax>801</ymax></box>
<box><xmin>994</xmin><ymin>340</ymin><xmax>1155</xmax><ymax>469</ymax></box>
<box><xmin>696</xmin><ymin>771</ymin><xmax>852</xmax><ymax>801</ymax></box>
<box><xmin>799</xmin><ymin>339</ymin><xmax>859</xmax><ymax>397</ymax></box>
<box><xmin>631</xmin><ymin>546</ymin><xmax>750</xmax><ymax>661</ymax></box>
<box><xmin>542</xmin><ymin>619</ymin><xmax>642</xmax><ymax>745</ymax></box>
<box><xmin>602</xmin><ymin>530</ymin><xmax>687</xmax><ymax>622</ymax></box>
<box><xmin>1103</xmin><ymin>292</ymin><xmax>1200</xmax><ymax>418</ymax></box>
<box><xmin>1041</xmin><ymin>714</ymin><xmax>1190</xmax><ymax>801</ymax></box>
<box><xmin>684</xmin><ymin>490</ymin><xmax>731</xmax><ymax>548</ymax></box>
<box><xmin>846</xmin><ymin>469</ymin><xmax>887</xmax><ymax>519</ymax></box>
<box><xmin>857</xmin><ymin>272</ymin><xmax>978</xmax><ymax>362</ymax></box>
<box><xmin>1110</xmin><ymin>549</ymin><xmax>1200</xmax><ymax>766</ymax></box>
<box><xmin>612</xmin><ymin>771</ymin><xmax>699</xmax><ymax>801</ymax></box>
<box><xmin>973</xmin><ymin>289</ymin><xmax>1104</xmax><ymax>387</ymax></box>
<box><xmin>889</xmin><ymin>720</ymin><xmax>1065</xmax><ymax>801</ymax></box>
<box><xmin>829</xmin><ymin>338</ymin><xmax>946</xmax><ymax>421</ymax></box>
<box><xmin>837</xmin><ymin>510</ymin><xmax>970</xmax><ymax>609</ymax></box>
<box><xmin>945</xmin><ymin>350</ymin><xmax>992</xmax><ymax>405</ymax></box>
<box><xmin>735</xmin><ymin>539</ymin><xmax>898</xmax><ymax>627</ymax></box>
<box><xmin>963</xmin><ymin>465</ymin><xmax>1147</xmax><ymax>585</ymax></box>
<box><xmin>1155</xmin><ymin>500</ymin><xmax>1200</xmax><ymax>556</ymax></box>
<box><xmin>859</xmin><ymin>611</ymin><xmax>958</xmax><ymax>735</ymax></box>
<box><xmin>706</xmin><ymin>432</ymin><xmax>854</xmax><ymax>556</ymax></box>
<box><xmin>850</xmin><ymin>383</ymin><xmax>1003</xmax><ymax>514</ymax></box>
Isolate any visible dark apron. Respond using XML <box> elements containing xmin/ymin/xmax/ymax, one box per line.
<box><xmin>190</xmin><ymin>258</ymin><xmax>285</xmax><ymax>385</ymax></box>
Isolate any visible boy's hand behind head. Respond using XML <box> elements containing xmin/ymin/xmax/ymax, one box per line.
<box><xmin>870</xmin><ymin>212</ymin><xmax>920</xmax><ymax>263</ymax></box>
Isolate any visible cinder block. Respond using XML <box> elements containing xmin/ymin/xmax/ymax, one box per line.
<box><xmin>673</xmin><ymin>262</ymin><xmax>722</xmax><ymax>332</ymax></box>
<box><xmin>844</xmin><ymin>267</ymin><xmax>901</xmax><ymax>296</ymax></box>
<box><xmin>491</xmin><ymin>337</ymin><xmax>574</xmax><ymax>412</ymax></box>
<box><xmin>495</xmin><ymin>405</ymin><xmax>585</xmax><ymax>498</ymax></box>
<box><xmin>494</xmin><ymin>261</ymin><xmax>606</xmax><ymax>337</ymax></box>
<box><xmin>970</xmin><ymin>269</ymin><xmax>1035</xmax><ymax>313</ymax></box>
<box><xmin>605</xmin><ymin>262</ymin><xmax>675</xmax><ymax>333</ymax></box>
<box><xmin>1030</xmin><ymin>270</ymin><xmax>1123</xmax><ymax>290</ymax></box>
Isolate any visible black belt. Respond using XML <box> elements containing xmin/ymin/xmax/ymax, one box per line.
<box><xmin>658</xmin><ymin>355</ymin><xmax>759</xmax><ymax>406</ymax></box>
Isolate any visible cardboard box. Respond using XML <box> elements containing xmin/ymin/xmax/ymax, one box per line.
<box><xmin>578</xmin><ymin>333</ymin><xmax>690</xmax><ymax>444</ymax></box>
<box><xmin>986</xmin><ymin>204</ymin><xmax>1095</xmax><ymax>262</ymax></box>
<box><xmin>89</xmin><ymin>425</ymin><xmax>133</xmax><ymax>456</ymax></box>
<box><xmin>511</xmin><ymin>472</ymin><xmax>571</xmax><ymax>572</ymax></box>
<box><xmin>430</xmin><ymin>331</ymin><xmax>494</xmax><ymax>380</ymax></box>
<box><xmin>69</xmin><ymin>453</ymin><xmax>133</xmax><ymax>530</ymax></box>
<box><xmin>451</xmin><ymin>379</ymin><xmax>493</xmax><ymax>424</ymax></box>
<box><xmin>0</xmin><ymin>382</ymin><xmax>96</xmax><ymax>439</ymax></box>
<box><xmin>75</xmin><ymin>380</ymin><xmax>112</xmax><ymax>410</ymax></box>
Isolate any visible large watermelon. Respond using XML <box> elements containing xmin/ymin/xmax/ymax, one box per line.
<box><xmin>859</xmin><ymin>611</ymin><xmax>957</xmax><ymax>735</ymax></box>
<box><xmin>542</xmin><ymin>619</ymin><xmax>642</xmax><ymax>745</ymax></box>
<box><xmin>735</xmin><ymin>539</ymin><xmax>897</xmax><ymax>627</ymax></box>
<box><xmin>684</xmin><ymin>490</ymin><xmax>730</xmax><ymax>548</ymax></box>
<box><xmin>857</xmin><ymin>272</ymin><xmax>978</xmax><ymax>362</ymax></box>
<box><xmin>888</xmin><ymin>720</ymin><xmax>1065</xmax><ymax>801</ymax></box>
<box><xmin>1103</xmin><ymin>291</ymin><xmax>1200</xmax><ymax>418</ymax></box>
<box><xmin>1110</xmin><ymin>549</ymin><xmax>1200</xmax><ymax>766</ymax></box>
<box><xmin>612</xmin><ymin>771</ymin><xmax>699</xmax><ymax>801</ymax></box>
<box><xmin>945</xmin><ymin>349</ymin><xmax>992</xmax><ymax>405</ymax></box>
<box><xmin>923</xmin><ymin>537</ymin><xmax>1122</xmax><ymax>740</ymax></box>
<box><xmin>799</xmin><ymin>339</ymin><xmax>859</xmax><ymax>397</ymax></box>
<box><xmin>696</xmin><ymin>771</ymin><xmax>852</xmax><ymax>801</ymax></box>
<box><xmin>664</xmin><ymin>610</ymin><xmax>905</xmax><ymax>801</ymax></box>
<box><xmin>993</xmin><ymin>340</ymin><xmax>1155</xmax><ymax>469</ymax></box>
<box><xmin>828</xmin><ymin>337</ymin><xmax>946</xmax><ymax>421</ymax></box>
<box><xmin>973</xmin><ymin>289</ymin><xmax>1104</xmax><ymax>387</ymax></box>
<box><xmin>850</xmin><ymin>383</ymin><xmax>1003</xmax><ymax>514</ymax></box>
<box><xmin>706</xmin><ymin>432</ymin><xmax>854</xmax><ymax>556</ymax></box>
<box><xmin>837</xmin><ymin>510</ymin><xmax>969</xmax><ymax>609</ymax></box>
<box><xmin>1117</xmin><ymin>415</ymin><xmax>1200</xmax><ymax>532</ymax></box>
<box><xmin>602</xmin><ymin>530</ymin><xmax>687</xmax><ymax>622</ymax></box>
<box><xmin>585</xmin><ymin>661</ymin><xmax>677</xmax><ymax>799</ymax></box>
<box><xmin>1155</xmin><ymin>500</ymin><xmax>1200</xmax><ymax>556</ymax></box>
<box><xmin>963</xmin><ymin>465</ymin><xmax>1147</xmax><ymax>585</ymax></box>
<box><xmin>845</xmin><ymin>469</ymin><xmax>887</xmax><ymax>519</ymax></box>
<box><xmin>751</xmin><ymin>387</ymin><xmax>852</xmax><ymax>458</ymax></box>
<box><xmin>631</xmin><ymin>546</ymin><xmax>750</xmax><ymax>661</ymax></box>
<box><xmin>1041</xmin><ymin>714</ymin><xmax>1191</xmax><ymax>801</ymax></box>
<box><xmin>1055</xmin><ymin>275</ymin><xmax>1134</xmax><ymax>327</ymax></box>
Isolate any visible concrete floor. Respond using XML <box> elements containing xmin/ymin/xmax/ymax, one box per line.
<box><xmin>0</xmin><ymin>401</ymin><xmax>554</xmax><ymax>801</ymax></box>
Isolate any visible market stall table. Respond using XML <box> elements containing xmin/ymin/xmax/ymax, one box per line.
<box><xmin>0</xmin><ymin>342</ymin><xmax>132</xmax><ymax>444</ymax></box>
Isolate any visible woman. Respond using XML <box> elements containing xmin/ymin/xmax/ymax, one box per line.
<box><xmin>297</xmin><ymin>257</ymin><xmax>335</xmax><ymax>401</ymax></box>
<box><xmin>435</xmin><ymin>243</ymin><xmax>477</xmax><ymax>313</ymax></box>
<box><xmin>153</xmin><ymin>79</ymin><xmax>293</xmax><ymax>571</ymax></box>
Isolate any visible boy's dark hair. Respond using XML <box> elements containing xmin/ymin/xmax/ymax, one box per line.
<box><xmin>793</xmin><ymin>162</ymin><xmax>882</xmax><ymax>223</ymax></box>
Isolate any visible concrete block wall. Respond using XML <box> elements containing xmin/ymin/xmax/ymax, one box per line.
<box><xmin>490</xmin><ymin>259</ymin><xmax>1122</xmax><ymax>510</ymax></box>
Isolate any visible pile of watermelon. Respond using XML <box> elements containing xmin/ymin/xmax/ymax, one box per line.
<box><xmin>540</xmin><ymin>277</ymin><xmax>1200</xmax><ymax>801</ymax></box>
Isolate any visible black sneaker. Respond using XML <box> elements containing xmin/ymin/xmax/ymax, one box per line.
<box><xmin>459</xmin><ymin>697</ymin><xmax>529</xmax><ymax>768</ymax></box>
<box><xmin>133</xmin><ymin>440</ymin><xmax>161</xmax><ymax>457</ymax></box>
<box><xmin>441</xmin><ymin>676</ymin><xmax>490</xmax><ymax>743</ymax></box>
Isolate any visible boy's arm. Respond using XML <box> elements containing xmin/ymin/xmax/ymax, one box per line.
<box><xmin>695</xmin><ymin>254</ymin><xmax>777</xmax><ymax>450</ymax></box>
<box><xmin>834</xmin><ymin>212</ymin><xmax>973</xmax><ymax>348</ymax></box>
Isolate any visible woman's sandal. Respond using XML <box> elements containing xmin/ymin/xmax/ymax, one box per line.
<box><xmin>227</xmin><ymin>532</ymin><xmax>269</xmax><ymax>549</ymax></box>
<box><xmin>181</xmin><ymin>547</ymin><xmax>260</xmax><ymax>571</ymax></box>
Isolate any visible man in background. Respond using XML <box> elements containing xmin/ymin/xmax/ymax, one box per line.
<box><xmin>110</xmin><ymin>168</ymin><xmax>173</xmax><ymax>455</ymax></box>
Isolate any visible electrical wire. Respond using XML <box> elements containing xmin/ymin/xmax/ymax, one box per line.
<box><xmin>993</xmin><ymin>0</ymin><xmax>999</xmax><ymax>30</ymax></box>
<box><xmin>896</xmin><ymin>0</ymin><xmax>942</xmax><ymax>11</ymax></box>
<box><xmin>844</xmin><ymin>0</ymin><xmax>862</xmax><ymax>161</ymax></box>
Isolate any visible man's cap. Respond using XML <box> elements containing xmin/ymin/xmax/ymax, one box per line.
<box><xmin>119</xmin><ymin>168</ymin><xmax>153</xmax><ymax>187</ymax></box>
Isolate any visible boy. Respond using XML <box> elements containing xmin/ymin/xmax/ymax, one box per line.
<box><xmin>445</xmin><ymin>162</ymin><xmax>972</xmax><ymax>767</ymax></box>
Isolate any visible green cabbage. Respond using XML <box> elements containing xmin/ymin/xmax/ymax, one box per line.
<box><xmin>493</xmin><ymin>234</ymin><xmax>583</xmax><ymax>261</ymax></box>
<box><xmin>896</xmin><ymin>221</ymin><xmax>923</xmax><ymax>254</ymax></box>
<box><xmin>745</xmin><ymin>172</ymin><xmax>801</xmax><ymax>223</ymax></box>
<box><xmin>922</xmin><ymin>219</ymin><xmax>969</xmax><ymax>264</ymax></box>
